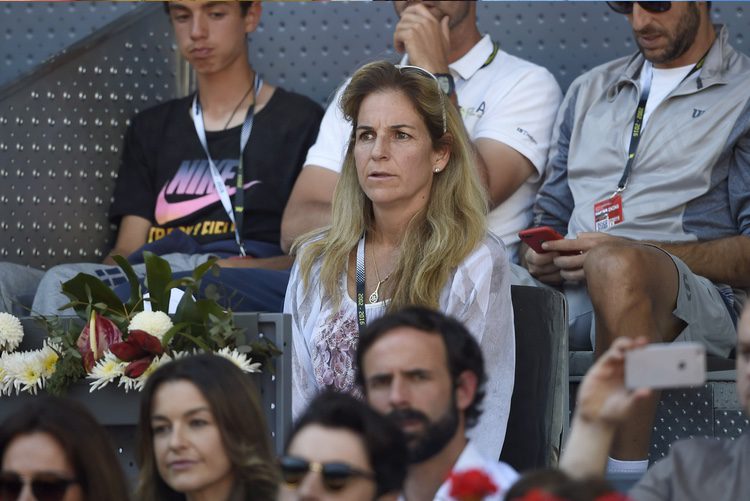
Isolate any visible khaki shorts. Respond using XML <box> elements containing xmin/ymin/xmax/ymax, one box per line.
<box><xmin>511</xmin><ymin>253</ymin><xmax>738</xmax><ymax>356</ymax></box>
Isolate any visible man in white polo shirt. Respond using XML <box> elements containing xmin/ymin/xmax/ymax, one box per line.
<box><xmin>281</xmin><ymin>0</ymin><xmax>561</xmax><ymax>262</ymax></box>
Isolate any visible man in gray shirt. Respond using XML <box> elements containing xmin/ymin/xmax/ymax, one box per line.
<box><xmin>523</xmin><ymin>1</ymin><xmax>750</xmax><ymax>473</ymax></box>
<box><xmin>560</xmin><ymin>305</ymin><xmax>750</xmax><ymax>501</ymax></box>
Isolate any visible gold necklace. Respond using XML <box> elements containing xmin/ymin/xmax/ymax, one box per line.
<box><xmin>369</xmin><ymin>245</ymin><xmax>392</xmax><ymax>304</ymax></box>
<box><xmin>223</xmin><ymin>84</ymin><xmax>254</xmax><ymax>130</ymax></box>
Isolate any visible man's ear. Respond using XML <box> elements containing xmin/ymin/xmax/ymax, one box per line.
<box><xmin>243</xmin><ymin>1</ymin><xmax>262</xmax><ymax>35</ymax></box>
<box><xmin>454</xmin><ymin>370</ymin><xmax>478</xmax><ymax>412</ymax></box>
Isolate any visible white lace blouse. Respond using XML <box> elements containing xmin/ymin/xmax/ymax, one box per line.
<box><xmin>283</xmin><ymin>233</ymin><xmax>516</xmax><ymax>459</ymax></box>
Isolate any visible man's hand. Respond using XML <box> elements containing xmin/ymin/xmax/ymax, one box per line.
<box><xmin>393</xmin><ymin>3</ymin><xmax>451</xmax><ymax>73</ymax></box>
<box><xmin>526</xmin><ymin>232</ymin><xmax>632</xmax><ymax>283</ymax></box>
<box><xmin>576</xmin><ymin>336</ymin><xmax>653</xmax><ymax>427</ymax></box>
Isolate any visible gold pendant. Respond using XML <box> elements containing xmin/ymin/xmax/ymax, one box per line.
<box><xmin>369</xmin><ymin>280</ymin><xmax>383</xmax><ymax>304</ymax></box>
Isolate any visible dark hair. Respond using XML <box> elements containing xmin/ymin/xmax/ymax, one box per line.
<box><xmin>505</xmin><ymin>469</ymin><xmax>617</xmax><ymax>501</ymax></box>
<box><xmin>163</xmin><ymin>1</ymin><xmax>254</xmax><ymax>16</ymax></box>
<box><xmin>287</xmin><ymin>391</ymin><xmax>408</xmax><ymax>498</ymax></box>
<box><xmin>355</xmin><ymin>306</ymin><xmax>487</xmax><ymax>429</ymax></box>
<box><xmin>136</xmin><ymin>354</ymin><xmax>279</xmax><ymax>501</ymax></box>
<box><xmin>0</xmin><ymin>396</ymin><xmax>130</xmax><ymax>501</ymax></box>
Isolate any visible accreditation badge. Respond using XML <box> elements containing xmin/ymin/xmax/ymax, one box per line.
<box><xmin>594</xmin><ymin>193</ymin><xmax>624</xmax><ymax>231</ymax></box>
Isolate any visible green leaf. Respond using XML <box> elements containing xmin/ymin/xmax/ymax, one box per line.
<box><xmin>160</xmin><ymin>322</ymin><xmax>190</xmax><ymax>348</ymax></box>
<box><xmin>192</xmin><ymin>258</ymin><xmax>218</xmax><ymax>282</ymax></box>
<box><xmin>111</xmin><ymin>254</ymin><xmax>143</xmax><ymax>313</ymax></box>
<box><xmin>143</xmin><ymin>252</ymin><xmax>173</xmax><ymax>313</ymax></box>
<box><xmin>61</xmin><ymin>273</ymin><xmax>125</xmax><ymax>316</ymax></box>
<box><xmin>174</xmin><ymin>330</ymin><xmax>212</xmax><ymax>352</ymax></box>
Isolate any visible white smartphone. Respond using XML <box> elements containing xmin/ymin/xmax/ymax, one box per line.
<box><xmin>625</xmin><ymin>342</ymin><xmax>706</xmax><ymax>390</ymax></box>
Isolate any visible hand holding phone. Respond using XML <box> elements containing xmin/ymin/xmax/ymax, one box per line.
<box><xmin>518</xmin><ymin>226</ymin><xmax>564</xmax><ymax>254</ymax></box>
<box><xmin>625</xmin><ymin>342</ymin><xmax>706</xmax><ymax>390</ymax></box>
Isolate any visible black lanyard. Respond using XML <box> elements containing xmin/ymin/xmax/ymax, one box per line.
<box><xmin>615</xmin><ymin>55</ymin><xmax>707</xmax><ymax>195</ymax></box>
<box><xmin>355</xmin><ymin>237</ymin><xmax>367</xmax><ymax>334</ymax></box>
<box><xmin>190</xmin><ymin>74</ymin><xmax>262</xmax><ymax>256</ymax></box>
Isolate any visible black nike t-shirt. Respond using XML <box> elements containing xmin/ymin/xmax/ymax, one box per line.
<box><xmin>109</xmin><ymin>88</ymin><xmax>323</xmax><ymax>245</ymax></box>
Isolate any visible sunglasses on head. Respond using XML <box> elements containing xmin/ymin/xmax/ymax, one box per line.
<box><xmin>607</xmin><ymin>2</ymin><xmax>672</xmax><ymax>14</ymax></box>
<box><xmin>394</xmin><ymin>64</ymin><xmax>448</xmax><ymax>135</ymax></box>
<box><xmin>279</xmin><ymin>455</ymin><xmax>375</xmax><ymax>492</ymax></box>
<box><xmin>0</xmin><ymin>472</ymin><xmax>77</xmax><ymax>501</ymax></box>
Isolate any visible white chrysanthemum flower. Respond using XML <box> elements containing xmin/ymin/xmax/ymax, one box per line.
<box><xmin>130</xmin><ymin>355</ymin><xmax>171</xmax><ymax>391</ymax></box>
<box><xmin>10</xmin><ymin>351</ymin><xmax>46</xmax><ymax>395</ymax></box>
<box><xmin>0</xmin><ymin>351</ymin><xmax>14</xmax><ymax>396</ymax></box>
<box><xmin>2</xmin><ymin>352</ymin><xmax>26</xmax><ymax>395</ymax></box>
<box><xmin>216</xmin><ymin>346</ymin><xmax>261</xmax><ymax>374</ymax></box>
<box><xmin>88</xmin><ymin>351</ymin><xmax>126</xmax><ymax>392</ymax></box>
<box><xmin>38</xmin><ymin>344</ymin><xmax>59</xmax><ymax>379</ymax></box>
<box><xmin>117</xmin><ymin>374</ymin><xmax>138</xmax><ymax>393</ymax></box>
<box><xmin>128</xmin><ymin>311</ymin><xmax>173</xmax><ymax>342</ymax></box>
<box><xmin>0</xmin><ymin>313</ymin><xmax>24</xmax><ymax>352</ymax></box>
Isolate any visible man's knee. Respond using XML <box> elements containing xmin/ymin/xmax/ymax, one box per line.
<box><xmin>583</xmin><ymin>243</ymin><xmax>652</xmax><ymax>295</ymax></box>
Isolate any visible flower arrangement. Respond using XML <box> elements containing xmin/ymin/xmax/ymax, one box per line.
<box><xmin>448</xmin><ymin>468</ymin><xmax>499</xmax><ymax>501</ymax></box>
<box><xmin>0</xmin><ymin>252</ymin><xmax>278</xmax><ymax>396</ymax></box>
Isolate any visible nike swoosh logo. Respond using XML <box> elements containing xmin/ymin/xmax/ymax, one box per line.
<box><xmin>154</xmin><ymin>181</ymin><xmax>261</xmax><ymax>225</ymax></box>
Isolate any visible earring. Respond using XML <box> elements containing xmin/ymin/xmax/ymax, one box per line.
<box><xmin>434</xmin><ymin>168</ymin><xmax>441</xmax><ymax>173</ymax></box>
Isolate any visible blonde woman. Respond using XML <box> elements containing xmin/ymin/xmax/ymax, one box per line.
<box><xmin>284</xmin><ymin>61</ymin><xmax>515</xmax><ymax>457</ymax></box>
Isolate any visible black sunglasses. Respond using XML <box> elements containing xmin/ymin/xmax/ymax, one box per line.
<box><xmin>607</xmin><ymin>2</ymin><xmax>672</xmax><ymax>14</ymax></box>
<box><xmin>0</xmin><ymin>472</ymin><xmax>77</xmax><ymax>501</ymax></box>
<box><xmin>279</xmin><ymin>455</ymin><xmax>375</xmax><ymax>492</ymax></box>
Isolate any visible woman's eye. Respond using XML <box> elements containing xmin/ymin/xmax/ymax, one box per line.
<box><xmin>190</xmin><ymin>419</ymin><xmax>209</xmax><ymax>428</ymax></box>
<box><xmin>395</xmin><ymin>131</ymin><xmax>410</xmax><ymax>140</ymax></box>
<box><xmin>358</xmin><ymin>131</ymin><xmax>374</xmax><ymax>141</ymax></box>
<box><xmin>152</xmin><ymin>424</ymin><xmax>170</xmax><ymax>435</ymax></box>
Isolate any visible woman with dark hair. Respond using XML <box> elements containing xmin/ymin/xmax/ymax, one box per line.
<box><xmin>285</xmin><ymin>60</ymin><xmax>515</xmax><ymax>456</ymax></box>
<box><xmin>0</xmin><ymin>395</ymin><xmax>130</xmax><ymax>501</ymax></box>
<box><xmin>136</xmin><ymin>354</ymin><xmax>279</xmax><ymax>501</ymax></box>
<box><xmin>279</xmin><ymin>390</ymin><xmax>407</xmax><ymax>501</ymax></box>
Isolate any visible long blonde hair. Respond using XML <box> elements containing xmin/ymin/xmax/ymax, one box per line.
<box><xmin>295</xmin><ymin>61</ymin><xmax>487</xmax><ymax>310</ymax></box>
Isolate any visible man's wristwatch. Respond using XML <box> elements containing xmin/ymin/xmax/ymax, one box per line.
<box><xmin>434</xmin><ymin>73</ymin><xmax>455</xmax><ymax>96</ymax></box>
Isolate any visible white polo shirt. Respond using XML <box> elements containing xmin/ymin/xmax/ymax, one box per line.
<box><xmin>304</xmin><ymin>35</ymin><xmax>562</xmax><ymax>261</ymax></box>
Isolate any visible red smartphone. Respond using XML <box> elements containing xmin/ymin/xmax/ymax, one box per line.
<box><xmin>518</xmin><ymin>226</ymin><xmax>567</xmax><ymax>254</ymax></box>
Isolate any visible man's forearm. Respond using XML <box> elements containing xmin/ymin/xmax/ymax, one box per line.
<box><xmin>651</xmin><ymin>235</ymin><xmax>750</xmax><ymax>287</ymax></box>
<box><xmin>280</xmin><ymin>201</ymin><xmax>332</xmax><ymax>254</ymax></box>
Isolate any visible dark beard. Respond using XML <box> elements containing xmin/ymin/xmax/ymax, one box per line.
<box><xmin>634</xmin><ymin>4</ymin><xmax>701</xmax><ymax>65</ymax></box>
<box><xmin>387</xmin><ymin>404</ymin><xmax>459</xmax><ymax>464</ymax></box>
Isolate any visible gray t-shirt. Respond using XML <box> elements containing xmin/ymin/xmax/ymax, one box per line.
<box><xmin>630</xmin><ymin>431</ymin><xmax>750</xmax><ymax>501</ymax></box>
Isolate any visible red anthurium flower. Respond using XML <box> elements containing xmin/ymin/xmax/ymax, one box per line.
<box><xmin>110</xmin><ymin>329</ymin><xmax>163</xmax><ymax>379</ymax></box>
<box><xmin>110</xmin><ymin>330</ymin><xmax>163</xmax><ymax>362</ymax></box>
<box><xmin>449</xmin><ymin>468</ymin><xmax>498</xmax><ymax>501</ymax></box>
<box><xmin>123</xmin><ymin>356</ymin><xmax>154</xmax><ymax>378</ymax></box>
<box><xmin>128</xmin><ymin>330</ymin><xmax>164</xmax><ymax>355</ymax></box>
<box><xmin>76</xmin><ymin>311</ymin><xmax>123</xmax><ymax>372</ymax></box>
